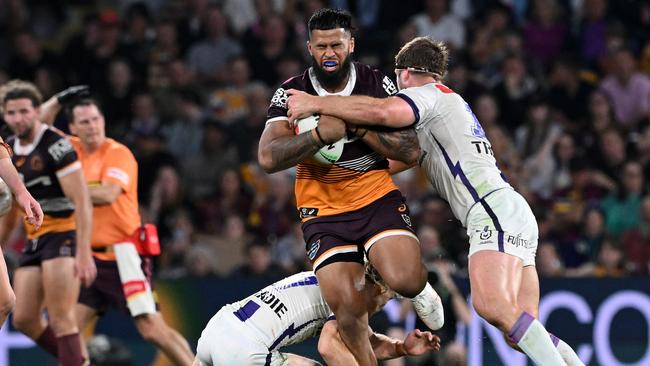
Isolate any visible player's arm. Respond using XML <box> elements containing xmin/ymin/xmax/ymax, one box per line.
<box><xmin>39</xmin><ymin>85</ymin><xmax>90</xmax><ymax>126</ymax></box>
<box><xmin>0</xmin><ymin>141</ymin><xmax>42</xmax><ymax>228</ymax></box>
<box><xmin>58</xmin><ymin>165</ymin><xmax>96</xmax><ymax>287</ymax></box>
<box><xmin>351</xmin><ymin>126</ymin><xmax>420</xmax><ymax>165</ymax></box>
<box><xmin>287</xmin><ymin>89</ymin><xmax>416</xmax><ymax>128</ymax></box>
<box><xmin>318</xmin><ymin>320</ymin><xmax>440</xmax><ymax>363</ymax></box>
<box><xmin>258</xmin><ymin>115</ymin><xmax>345</xmax><ymax>173</ymax></box>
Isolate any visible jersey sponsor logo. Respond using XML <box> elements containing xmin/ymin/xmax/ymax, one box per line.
<box><xmin>59</xmin><ymin>245</ymin><xmax>72</xmax><ymax>257</ymax></box>
<box><xmin>466</xmin><ymin>103</ymin><xmax>486</xmax><ymax>138</ymax></box>
<box><xmin>299</xmin><ymin>207</ymin><xmax>319</xmax><ymax>219</ymax></box>
<box><xmin>479</xmin><ymin>226</ymin><xmax>492</xmax><ymax>240</ymax></box>
<box><xmin>401</xmin><ymin>214</ymin><xmax>412</xmax><ymax>227</ymax></box>
<box><xmin>48</xmin><ymin>138</ymin><xmax>74</xmax><ymax>162</ymax></box>
<box><xmin>15</xmin><ymin>157</ymin><xmax>26</xmax><ymax>168</ymax></box>
<box><xmin>270</xmin><ymin>87</ymin><xmax>289</xmax><ymax>108</ymax></box>
<box><xmin>505</xmin><ymin>234</ymin><xmax>531</xmax><ymax>248</ymax></box>
<box><xmin>30</xmin><ymin>155</ymin><xmax>44</xmax><ymax>171</ymax></box>
<box><xmin>382</xmin><ymin>76</ymin><xmax>397</xmax><ymax>95</ymax></box>
<box><xmin>307</xmin><ymin>239</ymin><xmax>321</xmax><ymax>261</ymax></box>
<box><xmin>106</xmin><ymin>167</ymin><xmax>130</xmax><ymax>186</ymax></box>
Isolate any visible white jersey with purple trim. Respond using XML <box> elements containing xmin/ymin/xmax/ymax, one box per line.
<box><xmin>396</xmin><ymin>83</ymin><xmax>512</xmax><ymax>226</ymax></box>
<box><xmin>225</xmin><ymin>271</ymin><xmax>330</xmax><ymax>349</ymax></box>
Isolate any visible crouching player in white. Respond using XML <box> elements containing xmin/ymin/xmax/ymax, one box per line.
<box><xmin>286</xmin><ymin>37</ymin><xmax>584</xmax><ymax>366</ymax></box>
<box><xmin>193</xmin><ymin>265</ymin><xmax>440</xmax><ymax>366</ymax></box>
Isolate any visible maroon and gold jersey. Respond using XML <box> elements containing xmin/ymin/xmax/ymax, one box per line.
<box><xmin>266</xmin><ymin>62</ymin><xmax>399</xmax><ymax>219</ymax></box>
<box><xmin>8</xmin><ymin>125</ymin><xmax>80</xmax><ymax>238</ymax></box>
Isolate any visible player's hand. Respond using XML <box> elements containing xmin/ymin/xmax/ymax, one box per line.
<box><xmin>317</xmin><ymin>115</ymin><xmax>346</xmax><ymax>143</ymax></box>
<box><xmin>56</xmin><ymin>85</ymin><xmax>90</xmax><ymax>105</ymax></box>
<box><xmin>286</xmin><ymin>89</ymin><xmax>319</xmax><ymax>126</ymax></box>
<box><xmin>15</xmin><ymin>189</ymin><xmax>43</xmax><ymax>230</ymax></box>
<box><xmin>75</xmin><ymin>251</ymin><xmax>97</xmax><ymax>287</ymax></box>
<box><xmin>403</xmin><ymin>329</ymin><xmax>441</xmax><ymax>355</ymax></box>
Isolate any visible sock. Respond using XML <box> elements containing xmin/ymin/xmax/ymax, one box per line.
<box><xmin>35</xmin><ymin>325</ymin><xmax>59</xmax><ymax>357</ymax></box>
<box><xmin>550</xmin><ymin>334</ymin><xmax>585</xmax><ymax>366</ymax></box>
<box><xmin>57</xmin><ymin>333</ymin><xmax>85</xmax><ymax>366</ymax></box>
<box><xmin>410</xmin><ymin>282</ymin><xmax>444</xmax><ymax>330</ymax></box>
<box><xmin>508</xmin><ymin>312</ymin><xmax>566</xmax><ymax>366</ymax></box>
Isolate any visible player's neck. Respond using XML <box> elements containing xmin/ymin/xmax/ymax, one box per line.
<box><xmin>18</xmin><ymin>121</ymin><xmax>43</xmax><ymax>145</ymax></box>
<box><xmin>323</xmin><ymin>77</ymin><xmax>349</xmax><ymax>94</ymax></box>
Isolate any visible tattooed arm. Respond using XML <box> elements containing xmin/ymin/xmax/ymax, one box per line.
<box><xmin>258</xmin><ymin>115</ymin><xmax>346</xmax><ymax>173</ymax></box>
<box><xmin>353</xmin><ymin>126</ymin><xmax>421</xmax><ymax>166</ymax></box>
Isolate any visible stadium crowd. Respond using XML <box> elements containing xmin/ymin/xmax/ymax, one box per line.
<box><xmin>0</xmin><ymin>0</ymin><xmax>649</xmax><ymax>287</ymax></box>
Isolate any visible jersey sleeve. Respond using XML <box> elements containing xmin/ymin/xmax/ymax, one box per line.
<box><xmin>101</xmin><ymin>146</ymin><xmax>137</xmax><ymax>192</ymax></box>
<box><xmin>396</xmin><ymin>85</ymin><xmax>437</xmax><ymax>126</ymax></box>
<box><xmin>47</xmin><ymin>135</ymin><xmax>80</xmax><ymax>176</ymax></box>
<box><xmin>370</xmin><ymin>69</ymin><xmax>398</xmax><ymax>98</ymax></box>
<box><xmin>266</xmin><ymin>86</ymin><xmax>290</xmax><ymax>126</ymax></box>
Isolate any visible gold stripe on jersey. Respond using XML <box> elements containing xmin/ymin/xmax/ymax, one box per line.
<box><xmin>25</xmin><ymin>214</ymin><xmax>75</xmax><ymax>239</ymax></box>
<box><xmin>295</xmin><ymin>163</ymin><xmax>398</xmax><ymax>219</ymax></box>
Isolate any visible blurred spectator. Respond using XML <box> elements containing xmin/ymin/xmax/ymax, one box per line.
<box><xmin>522</xmin><ymin>0</ymin><xmax>568</xmax><ymax>67</ymax></box>
<box><xmin>7</xmin><ymin>31</ymin><xmax>60</xmax><ymax>81</ymax></box>
<box><xmin>148</xmin><ymin>165</ymin><xmax>187</xmax><ymax>239</ymax></box>
<box><xmin>595</xmin><ymin>127</ymin><xmax>629</xmax><ymax>180</ymax></box>
<box><xmin>568</xmin><ymin>237</ymin><xmax>630</xmax><ymax>277</ymax></box>
<box><xmin>130</xmin><ymin>128</ymin><xmax>177</xmax><ymax>206</ymax></box>
<box><xmin>158</xmin><ymin>209</ymin><xmax>197</xmax><ymax>278</ymax></box>
<box><xmin>271</xmin><ymin>222</ymin><xmax>309</xmax><ymax>275</ymax></box>
<box><xmin>537</xmin><ymin>241</ymin><xmax>565</xmax><ymax>277</ymax></box>
<box><xmin>196</xmin><ymin>167</ymin><xmax>252</xmax><ymax>234</ymax></box>
<box><xmin>163</xmin><ymin>90</ymin><xmax>205</xmax><ymax>159</ymax></box>
<box><xmin>121</xmin><ymin>2</ymin><xmax>155</xmax><ymax>84</ymax></box>
<box><xmin>245</xmin><ymin>13</ymin><xmax>296</xmax><ymax>87</ymax></box>
<box><xmin>207</xmin><ymin>56</ymin><xmax>255</xmax><ymax>124</ymax></box>
<box><xmin>577</xmin><ymin>0</ymin><xmax>608</xmax><ymax>67</ymax></box>
<box><xmin>182</xmin><ymin>121</ymin><xmax>239</xmax><ymax>202</ymax></box>
<box><xmin>101</xmin><ymin>59</ymin><xmax>136</xmax><ymax>139</ymax></box>
<box><xmin>209</xmin><ymin>214</ymin><xmax>253</xmax><ymax>276</ymax></box>
<box><xmin>491</xmin><ymin>53</ymin><xmax>537</xmax><ymax>132</ymax></box>
<box><xmin>230</xmin><ymin>241</ymin><xmax>283</xmax><ymax>280</ymax></box>
<box><xmin>547</xmin><ymin>56</ymin><xmax>595</xmax><ymax>129</ymax></box>
<box><xmin>183</xmin><ymin>245</ymin><xmax>219</xmax><ymax>278</ymax></box>
<box><xmin>129</xmin><ymin>91</ymin><xmax>162</xmax><ymax>138</ymax></box>
<box><xmin>251</xmin><ymin>171</ymin><xmax>297</xmax><ymax>241</ymax></box>
<box><xmin>410</xmin><ymin>0</ymin><xmax>465</xmax><ymax>49</ymax></box>
<box><xmin>148</xmin><ymin>20</ymin><xmax>182</xmax><ymax>88</ymax></box>
<box><xmin>186</xmin><ymin>5</ymin><xmax>242</xmax><ymax>83</ymax></box>
<box><xmin>600</xmin><ymin>48</ymin><xmax>650</xmax><ymax>127</ymax></box>
<box><xmin>445</xmin><ymin>54</ymin><xmax>485</xmax><ymax>107</ymax></box>
<box><xmin>620</xmin><ymin>195</ymin><xmax>650</xmax><ymax>275</ymax></box>
<box><xmin>601</xmin><ymin>161</ymin><xmax>645</xmax><ymax>237</ymax></box>
<box><xmin>580</xmin><ymin>90</ymin><xmax>618</xmax><ymax>159</ymax></box>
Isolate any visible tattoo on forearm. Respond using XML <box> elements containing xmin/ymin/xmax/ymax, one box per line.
<box><xmin>270</xmin><ymin>132</ymin><xmax>322</xmax><ymax>171</ymax></box>
<box><xmin>373</xmin><ymin>129</ymin><xmax>420</xmax><ymax>164</ymax></box>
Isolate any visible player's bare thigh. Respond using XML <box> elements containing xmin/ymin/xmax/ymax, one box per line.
<box><xmin>42</xmin><ymin>257</ymin><xmax>80</xmax><ymax>334</ymax></box>
<box><xmin>12</xmin><ymin>266</ymin><xmax>46</xmax><ymax>337</ymax></box>
<box><xmin>367</xmin><ymin>234</ymin><xmax>426</xmax><ymax>298</ymax></box>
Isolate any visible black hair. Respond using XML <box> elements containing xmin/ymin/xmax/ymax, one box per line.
<box><xmin>308</xmin><ymin>8</ymin><xmax>353</xmax><ymax>35</ymax></box>
<box><xmin>67</xmin><ymin>98</ymin><xmax>102</xmax><ymax>122</ymax></box>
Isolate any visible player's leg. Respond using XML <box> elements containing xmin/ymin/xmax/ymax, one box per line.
<box><xmin>316</xmin><ymin>261</ymin><xmax>376</xmax><ymax>366</ymax></box>
<box><xmin>11</xmin><ymin>267</ymin><xmax>48</xmax><ymax>336</ymax></box>
<box><xmin>75</xmin><ymin>303</ymin><xmax>99</xmax><ymax>361</ymax></box>
<box><xmin>318</xmin><ymin>319</ymin><xmax>360</xmax><ymax>366</ymax></box>
<box><xmin>366</xmin><ymin>235</ymin><xmax>443</xmax><ymax>330</ymax></box>
<box><xmin>42</xmin><ymin>256</ymin><xmax>85</xmax><ymax>366</ymax></box>
<box><xmin>134</xmin><ymin>312</ymin><xmax>194</xmax><ymax>366</ymax></box>
<box><xmin>284</xmin><ymin>353</ymin><xmax>324</xmax><ymax>366</ymax></box>
<box><xmin>469</xmin><ymin>251</ymin><xmax>565</xmax><ymax>366</ymax></box>
<box><xmin>517</xmin><ymin>266</ymin><xmax>584</xmax><ymax>366</ymax></box>
<box><xmin>0</xmin><ymin>248</ymin><xmax>15</xmax><ymax>327</ymax></box>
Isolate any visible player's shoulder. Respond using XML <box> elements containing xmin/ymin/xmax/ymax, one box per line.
<box><xmin>41</xmin><ymin>126</ymin><xmax>67</xmax><ymax>144</ymax></box>
<box><xmin>278</xmin><ymin>69</ymin><xmax>311</xmax><ymax>91</ymax></box>
<box><xmin>353</xmin><ymin>62</ymin><xmax>397</xmax><ymax>96</ymax></box>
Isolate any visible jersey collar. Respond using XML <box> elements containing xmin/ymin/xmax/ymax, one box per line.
<box><xmin>308</xmin><ymin>64</ymin><xmax>357</xmax><ymax>97</ymax></box>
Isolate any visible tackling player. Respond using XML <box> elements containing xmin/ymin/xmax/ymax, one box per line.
<box><xmin>286</xmin><ymin>36</ymin><xmax>585</xmax><ymax>366</ymax></box>
<box><xmin>258</xmin><ymin>9</ymin><xmax>443</xmax><ymax>366</ymax></box>
<box><xmin>193</xmin><ymin>264</ymin><xmax>441</xmax><ymax>366</ymax></box>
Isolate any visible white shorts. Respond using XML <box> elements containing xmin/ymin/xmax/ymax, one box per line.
<box><xmin>196</xmin><ymin>307</ymin><xmax>289</xmax><ymax>366</ymax></box>
<box><xmin>466</xmin><ymin>188</ymin><xmax>538</xmax><ymax>266</ymax></box>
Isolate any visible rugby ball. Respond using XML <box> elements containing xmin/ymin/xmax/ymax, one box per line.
<box><xmin>295</xmin><ymin>114</ymin><xmax>344</xmax><ymax>165</ymax></box>
<box><xmin>0</xmin><ymin>178</ymin><xmax>12</xmax><ymax>216</ymax></box>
